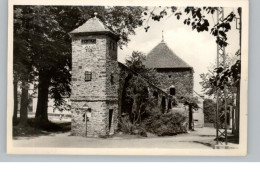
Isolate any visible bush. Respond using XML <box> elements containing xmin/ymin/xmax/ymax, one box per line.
<box><xmin>118</xmin><ymin>113</ymin><xmax>134</xmax><ymax>134</ymax></box>
<box><xmin>118</xmin><ymin>113</ymin><xmax>147</xmax><ymax>137</ymax></box>
<box><xmin>143</xmin><ymin>111</ymin><xmax>188</xmax><ymax>136</ymax></box>
<box><xmin>203</xmin><ymin>99</ymin><xmax>216</xmax><ymax>123</ymax></box>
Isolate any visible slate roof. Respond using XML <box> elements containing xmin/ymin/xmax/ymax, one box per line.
<box><xmin>70</xmin><ymin>15</ymin><xmax>119</xmax><ymax>40</ymax></box>
<box><xmin>144</xmin><ymin>41</ymin><xmax>192</xmax><ymax>69</ymax></box>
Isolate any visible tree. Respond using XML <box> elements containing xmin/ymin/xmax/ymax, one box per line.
<box><xmin>13</xmin><ymin>7</ymin><xmax>35</xmax><ymax>127</ymax></box>
<box><xmin>144</xmin><ymin>6</ymin><xmax>241</xmax><ymax>132</ymax></box>
<box><xmin>123</xmin><ymin>51</ymin><xmax>163</xmax><ymax>126</ymax></box>
<box><xmin>200</xmin><ymin>55</ymin><xmax>241</xmax><ymax>134</ymax></box>
<box><xmin>179</xmin><ymin>95</ymin><xmax>199</xmax><ymax>130</ymax></box>
<box><xmin>200</xmin><ymin>54</ymin><xmax>239</xmax><ymax>98</ymax></box>
<box><xmin>203</xmin><ymin>99</ymin><xmax>216</xmax><ymax>123</ymax></box>
<box><xmin>125</xmin><ymin>51</ymin><xmax>161</xmax><ymax>85</ymax></box>
<box><xmin>126</xmin><ymin>76</ymin><xmax>149</xmax><ymax>125</ymax></box>
<box><xmin>144</xmin><ymin>7</ymin><xmax>236</xmax><ymax>47</ymax></box>
<box><xmin>13</xmin><ymin>6</ymin><xmax>146</xmax><ymax>128</ymax></box>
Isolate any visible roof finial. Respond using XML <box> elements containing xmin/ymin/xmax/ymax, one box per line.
<box><xmin>94</xmin><ymin>12</ymin><xmax>98</xmax><ymax>18</ymax></box>
<box><xmin>161</xmin><ymin>30</ymin><xmax>164</xmax><ymax>42</ymax></box>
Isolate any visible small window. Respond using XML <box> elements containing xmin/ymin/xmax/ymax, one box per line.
<box><xmin>170</xmin><ymin>87</ymin><xmax>176</xmax><ymax>96</ymax></box>
<box><xmin>111</xmin><ymin>74</ymin><xmax>114</xmax><ymax>85</ymax></box>
<box><xmin>168</xmin><ymin>75</ymin><xmax>171</xmax><ymax>78</ymax></box>
<box><xmin>85</xmin><ymin>71</ymin><xmax>92</xmax><ymax>81</ymax></box>
<box><xmin>82</xmin><ymin>39</ymin><xmax>96</xmax><ymax>44</ymax></box>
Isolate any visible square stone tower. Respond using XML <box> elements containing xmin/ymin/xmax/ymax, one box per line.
<box><xmin>70</xmin><ymin>13</ymin><xmax>120</xmax><ymax>137</ymax></box>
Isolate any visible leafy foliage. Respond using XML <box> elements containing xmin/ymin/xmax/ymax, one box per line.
<box><xmin>203</xmin><ymin>99</ymin><xmax>216</xmax><ymax>123</ymax></box>
<box><xmin>13</xmin><ymin>6</ymin><xmax>146</xmax><ymax>124</ymax></box>
<box><xmin>125</xmin><ymin>75</ymin><xmax>149</xmax><ymax>124</ymax></box>
<box><xmin>125</xmin><ymin>51</ymin><xmax>161</xmax><ymax>85</ymax></box>
<box><xmin>143</xmin><ymin>111</ymin><xmax>188</xmax><ymax>136</ymax></box>
<box><xmin>200</xmin><ymin>55</ymin><xmax>240</xmax><ymax>98</ymax></box>
<box><xmin>143</xmin><ymin>7</ymin><xmax>237</xmax><ymax>47</ymax></box>
<box><xmin>178</xmin><ymin>94</ymin><xmax>199</xmax><ymax>110</ymax></box>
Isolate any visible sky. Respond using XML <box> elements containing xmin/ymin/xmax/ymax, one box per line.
<box><xmin>118</xmin><ymin>7</ymin><xmax>240</xmax><ymax>95</ymax></box>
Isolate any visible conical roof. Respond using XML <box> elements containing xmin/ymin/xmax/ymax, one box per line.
<box><xmin>144</xmin><ymin>41</ymin><xmax>192</xmax><ymax>69</ymax></box>
<box><xmin>70</xmin><ymin>14</ymin><xmax>119</xmax><ymax>40</ymax></box>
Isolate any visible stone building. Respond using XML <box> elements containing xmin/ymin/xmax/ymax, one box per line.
<box><xmin>69</xmin><ymin>14</ymin><xmax>194</xmax><ymax>137</ymax></box>
<box><xmin>70</xmin><ymin>13</ymin><xmax>120</xmax><ymax>137</ymax></box>
<box><xmin>143</xmin><ymin>37</ymin><xmax>194</xmax><ymax>98</ymax></box>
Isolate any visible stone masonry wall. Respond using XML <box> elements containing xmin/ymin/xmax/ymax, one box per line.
<box><xmin>71</xmin><ymin>34</ymin><xmax>118</xmax><ymax>137</ymax></box>
<box><xmin>105</xmin><ymin>37</ymin><xmax>119</xmax><ymax>133</ymax></box>
<box><xmin>71</xmin><ymin>101</ymin><xmax>107</xmax><ymax>137</ymax></box>
<box><xmin>71</xmin><ymin>35</ymin><xmax>108</xmax><ymax>100</ymax></box>
<box><xmin>155</xmin><ymin>68</ymin><xmax>194</xmax><ymax>97</ymax></box>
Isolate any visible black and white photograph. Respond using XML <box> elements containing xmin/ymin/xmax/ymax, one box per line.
<box><xmin>7</xmin><ymin>0</ymin><xmax>248</xmax><ymax>155</ymax></box>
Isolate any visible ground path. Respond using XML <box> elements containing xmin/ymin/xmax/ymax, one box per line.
<box><xmin>13</xmin><ymin>127</ymin><xmax>238</xmax><ymax>149</ymax></box>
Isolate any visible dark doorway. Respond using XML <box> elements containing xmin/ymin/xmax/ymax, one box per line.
<box><xmin>161</xmin><ymin>96</ymin><xmax>166</xmax><ymax>113</ymax></box>
<box><xmin>168</xmin><ymin>99</ymin><xmax>172</xmax><ymax>110</ymax></box>
<box><xmin>170</xmin><ymin>87</ymin><xmax>176</xmax><ymax>96</ymax></box>
<box><xmin>109</xmin><ymin>109</ymin><xmax>113</xmax><ymax>132</ymax></box>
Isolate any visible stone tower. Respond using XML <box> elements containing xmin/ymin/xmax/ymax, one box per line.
<box><xmin>143</xmin><ymin>34</ymin><xmax>194</xmax><ymax>98</ymax></box>
<box><xmin>70</xmin><ymin>13</ymin><xmax>120</xmax><ymax>137</ymax></box>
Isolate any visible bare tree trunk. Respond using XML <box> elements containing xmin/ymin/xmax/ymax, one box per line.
<box><xmin>35</xmin><ymin>71</ymin><xmax>51</xmax><ymax>128</ymax></box>
<box><xmin>17</xmin><ymin>80</ymin><xmax>29</xmax><ymax>127</ymax></box>
<box><xmin>13</xmin><ymin>79</ymin><xmax>18</xmax><ymax>124</ymax></box>
<box><xmin>188</xmin><ymin>104</ymin><xmax>193</xmax><ymax>130</ymax></box>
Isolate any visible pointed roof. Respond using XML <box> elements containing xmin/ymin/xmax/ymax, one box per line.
<box><xmin>70</xmin><ymin>13</ymin><xmax>119</xmax><ymax>40</ymax></box>
<box><xmin>144</xmin><ymin>41</ymin><xmax>192</xmax><ymax>69</ymax></box>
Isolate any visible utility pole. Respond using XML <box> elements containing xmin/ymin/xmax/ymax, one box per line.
<box><xmin>214</xmin><ymin>7</ymin><xmax>229</xmax><ymax>149</ymax></box>
<box><xmin>234</xmin><ymin>7</ymin><xmax>241</xmax><ymax>138</ymax></box>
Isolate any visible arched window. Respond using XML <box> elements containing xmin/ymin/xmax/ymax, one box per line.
<box><xmin>170</xmin><ymin>87</ymin><xmax>176</xmax><ymax>96</ymax></box>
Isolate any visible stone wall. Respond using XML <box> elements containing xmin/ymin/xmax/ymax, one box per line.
<box><xmin>155</xmin><ymin>68</ymin><xmax>194</xmax><ymax>97</ymax></box>
<box><xmin>71</xmin><ymin>101</ymin><xmax>107</xmax><ymax>137</ymax></box>
<box><xmin>70</xmin><ymin>33</ymin><xmax>119</xmax><ymax>137</ymax></box>
<box><xmin>71</xmin><ymin>35</ymin><xmax>108</xmax><ymax>100</ymax></box>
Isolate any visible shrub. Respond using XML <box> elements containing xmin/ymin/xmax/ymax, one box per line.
<box><xmin>118</xmin><ymin>113</ymin><xmax>134</xmax><ymax>134</ymax></box>
<box><xmin>143</xmin><ymin>111</ymin><xmax>188</xmax><ymax>136</ymax></box>
<box><xmin>203</xmin><ymin>99</ymin><xmax>216</xmax><ymax>123</ymax></box>
<box><xmin>118</xmin><ymin>113</ymin><xmax>147</xmax><ymax>136</ymax></box>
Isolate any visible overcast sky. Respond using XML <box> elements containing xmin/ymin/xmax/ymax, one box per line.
<box><xmin>118</xmin><ymin>7</ymin><xmax>240</xmax><ymax>95</ymax></box>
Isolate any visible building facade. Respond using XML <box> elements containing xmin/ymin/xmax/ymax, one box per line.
<box><xmin>70</xmin><ymin>14</ymin><xmax>120</xmax><ymax>137</ymax></box>
<box><xmin>143</xmin><ymin>38</ymin><xmax>194</xmax><ymax>98</ymax></box>
<box><xmin>70</xmin><ymin>14</ymin><xmax>194</xmax><ymax>137</ymax></box>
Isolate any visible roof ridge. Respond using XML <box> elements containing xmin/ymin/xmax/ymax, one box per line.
<box><xmin>144</xmin><ymin>41</ymin><xmax>192</xmax><ymax>69</ymax></box>
<box><xmin>70</xmin><ymin>16</ymin><xmax>116</xmax><ymax>35</ymax></box>
<box><xmin>163</xmin><ymin>42</ymin><xmax>192</xmax><ymax>68</ymax></box>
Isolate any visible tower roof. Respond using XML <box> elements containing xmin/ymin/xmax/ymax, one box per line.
<box><xmin>70</xmin><ymin>13</ymin><xmax>119</xmax><ymax>40</ymax></box>
<box><xmin>144</xmin><ymin>41</ymin><xmax>192</xmax><ymax>69</ymax></box>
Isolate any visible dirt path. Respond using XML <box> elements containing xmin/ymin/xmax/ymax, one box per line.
<box><xmin>12</xmin><ymin>127</ymin><xmax>238</xmax><ymax>149</ymax></box>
